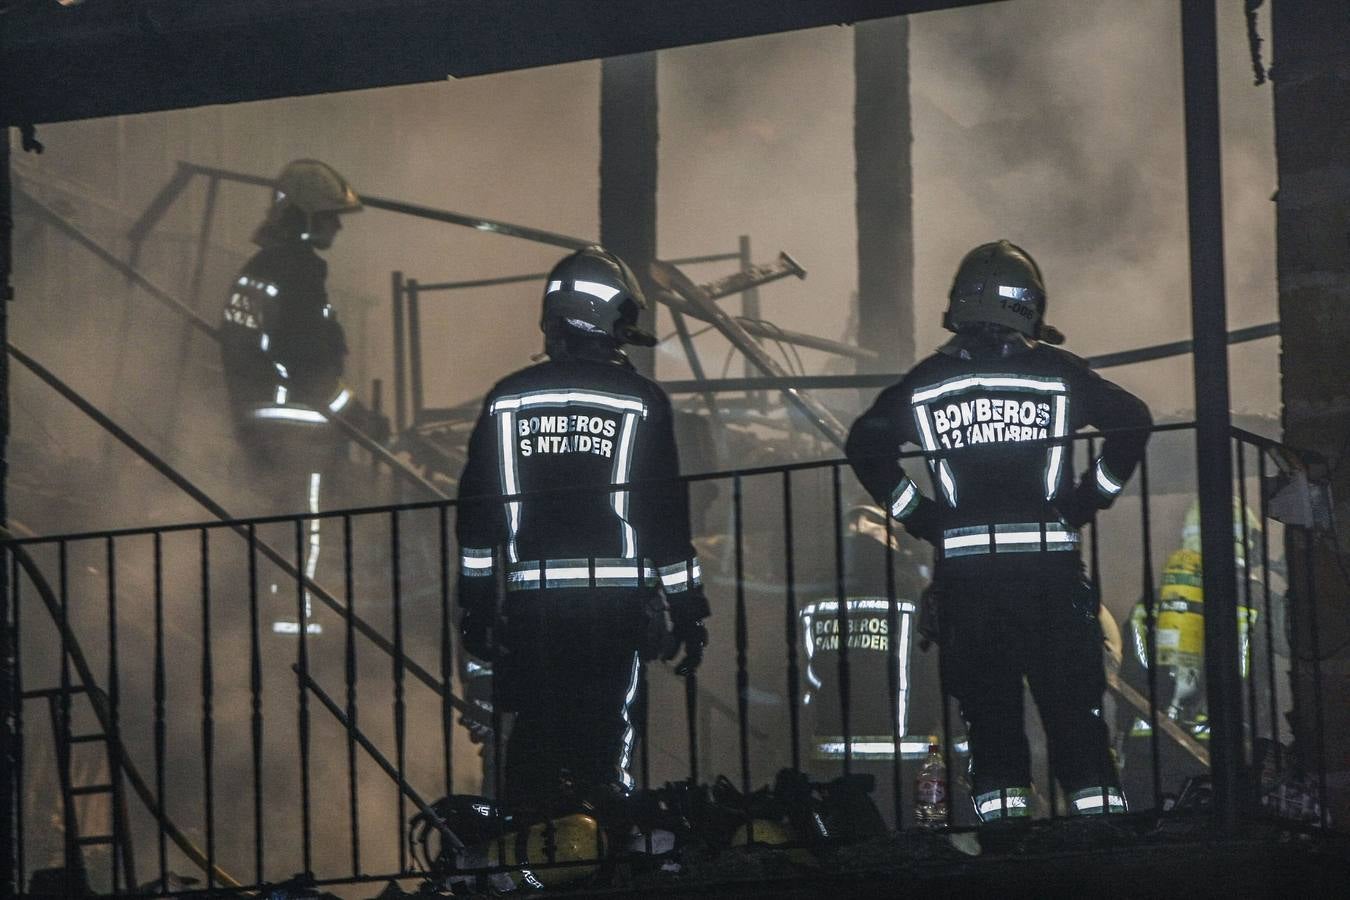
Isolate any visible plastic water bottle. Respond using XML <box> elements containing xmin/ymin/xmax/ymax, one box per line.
<box><xmin>915</xmin><ymin>743</ymin><xmax>948</xmax><ymax>828</ymax></box>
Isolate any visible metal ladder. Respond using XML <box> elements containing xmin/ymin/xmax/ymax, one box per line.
<box><xmin>22</xmin><ymin>679</ymin><xmax>137</xmax><ymax>895</ymax></box>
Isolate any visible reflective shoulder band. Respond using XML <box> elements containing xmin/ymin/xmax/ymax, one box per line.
<box><xmin>889</xmin><ymin>478</ymin><xmax>920</xmax><ymax>520</ymax></box>
<box><xmin>460</xmin><ymin>547</ymin><xmax>495</xmax><ymax>577</ymax></box>
<box><xmin>910</xmin><ymin>374</ymin><xmax>1067</xmax><ymax>405</ymax></box>
<box><xmin>490</xmin><ymin>389</ymin><xmax>648</xmax><ymax>417</ymax></box>
<box><xmin>659</xmin><ymin>558</ymin><xmax>702</xmax><ymax>594</ymax></box>
<box><xmin>1093</xmin><ymin>458</ymin><xmax>1124</xmax><ymax>498</ymax></box>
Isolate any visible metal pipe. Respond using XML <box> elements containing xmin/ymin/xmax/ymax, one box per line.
<box><xmin>1181</xmin><ymin>0</ymin><xmax>1244</xmax><ymax>831</ymax></box>
<box><xmin>415</xmin><ymin>253</ymin><xmax>742</xmax><ymax>295</ymax></box>
<box><xmin>392</xmin><ymin>271</ymin><xmax>407</xmax><ymax>436</ymax></box>
<box><xmin>174</xmin><ymin>162</ymin><xmax>593</xmax><ymax>250</ymax></box>
<box><xmin>407</xmin><ymin>279</ymin><xmax>425</xmax><ymax>427</ymax></box>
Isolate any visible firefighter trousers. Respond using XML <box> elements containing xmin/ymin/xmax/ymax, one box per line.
<box><xmin>937</xmin><ymin>561</ymin><xmax>1122</xmax><ymax>818</ymax></box>
<box><xmin>495</xmin><ymin>590</ymin><xmax>651</xmax><ymax>811</ymax></box>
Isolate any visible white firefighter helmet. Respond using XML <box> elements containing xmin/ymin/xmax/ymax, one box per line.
<box><xmin>273</xmin><ymin>159</ymin><xmax>361</xmax><ymax>216</ymax></box>
<box><xmin>540</xmin><ymin>247</ymin><xmax>656</xmax><ymax>347</ymax></box>
<box><xmin>943</xmin><ymin>239</ymin><xmax>1064</xmax><ymax>344</ymax></box>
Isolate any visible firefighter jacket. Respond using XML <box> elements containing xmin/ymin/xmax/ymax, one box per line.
<box><xmin>846</xmin><ymin>335</ymin><xmax>1152</xmax><ymax>566</ymax></box>
<box><xmin>220</xmin><ymin>241</ymin><xmax>350</xmax><ymax>422</ymax></box>
<box><xmin>455</xmin><ymin>352</ymin><xmax>709</xmax><ymax>620</ymax></box>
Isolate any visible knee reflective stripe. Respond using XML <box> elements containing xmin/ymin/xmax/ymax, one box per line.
<box><xmin>1068</xmin><ymin>787</ymin><xmax>1127</xmax><ymax>815</ymax></box>
<box><xmin>1093</xmin><ymin>458</ymin><xmax>1124</xmax><ymax>500</ymax></box>
<box><xmin>460</xmin><ymin>547</ymin><xmax>495</xmax><ymax>578</ymax></box>
<box><xmin>659</xmin><ymin>558</ymin><xmax>702</xmax><ymax>593</ymax></box>
<box><xmin>618</xmin><ymin>652</ymin><xmax>640</xmax><ymax>792</ymax></box>
<box><xmin>973</xmin><ymin>787</ymin><xmax>1032</xmax><ymax>821</ymax></box>
<box><xmin>889</xmin><ymin>478</ymin><xmax>921</xmax><ymax>520</ymax></box>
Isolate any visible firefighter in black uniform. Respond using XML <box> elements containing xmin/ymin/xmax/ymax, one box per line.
<box><xmin>800</xmin><ymin>503</ymin><xmax>947</xmax><ymax>826</ymax></box>
<box><xmin>456</xmin><ymin>247</ymin><xmax>710</xmax><ymax>813</ymax></box>
<box><xmin>220</xmin><ymin>159</ymin><xmax>367</xmax><ymax>633</ymax></box>
<box><xmin>846</xmin><ymin>240</ymin><xmax>1151</xmax><ymax>822</ymax></box>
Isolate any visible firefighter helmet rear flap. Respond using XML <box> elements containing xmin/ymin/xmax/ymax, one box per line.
<box><xmin>541</xmin><ymin>247</ymin><xmax>657</xmax><ymax>347</ymax></box>
<box><xmin>944</xmin><ymin>240</ymin><xmax>1064</xmax><ymax>344</ymax></box>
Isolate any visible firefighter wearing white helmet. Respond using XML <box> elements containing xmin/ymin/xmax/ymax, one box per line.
<box><xmin>455</xmin><ymin>247</ymin><xmax>706</xmax><ymax>816</ymax></box>
<box><xmin>847</xmin><ymin>240</ymin><xmax>1152</xmax><ymax>823</ymax></box>
<box><xmin>219</xmin><ymin>160</ymin><xmax>374</xmax><ymax>634</ymax></box>
<box><xmin>221</xmin><ymin>159</ymin><xmax>363</xmax><ymax>421</ymax></box>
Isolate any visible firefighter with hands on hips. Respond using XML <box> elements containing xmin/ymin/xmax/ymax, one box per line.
<box><xmin>219</xmin><ymin>159</ymin><xmax>383</xmax><ymax>633</ymax></box>
<box><xmin>846</xmin><ymin>240</ymin><xmax>1152</xmax><ymax>823</ymax></box>
<box><xmin>455</xmin><ymin>247</ymin><xmax>710</xmax><ymax>816</ymax></box>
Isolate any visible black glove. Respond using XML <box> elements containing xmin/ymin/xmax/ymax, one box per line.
<box><xmin>662</xmin><ymin>616</ymin><xmax>708</xmax><ymax>676</ymax></box>
<box><xmin>902</xmin><ymin>502</ymin><xmax>943</xmax><ymax>546</ymax></box>
<box><xmin>460</xmin><ymin>604</ymin><xmax>495</xmax><ymax>661</ymax></box>
<box><xmin>1056</xmin><ymin>478</ymin><xmax>1111</xmax><ymax>529</ymax></box>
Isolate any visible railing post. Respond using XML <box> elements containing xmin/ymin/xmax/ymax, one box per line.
<box><xmin>1181</xmin><ymin>0</ymin><xmax>1244</xmax><ymax>830</ymax></box>
<box><xmin>344</xmin><ymin>515</ymin><xmax>362</xmax><ymax>878</ymax></box>
<box><xmin>0</xmin><ymin>125</ymin><xmax>17</xmax><ymax>900</ymax></box>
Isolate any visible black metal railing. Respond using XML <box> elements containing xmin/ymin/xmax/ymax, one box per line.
<box><xmin>0</xmin><ymin>422</ymin><xmax>1331</xmax><ymax>895</ymax></box>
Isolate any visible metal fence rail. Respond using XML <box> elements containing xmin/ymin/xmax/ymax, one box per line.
<box><xmin>0</xmin><ymin>423</ymin><xmax>1329</xmax><ymax>895</ymax></box>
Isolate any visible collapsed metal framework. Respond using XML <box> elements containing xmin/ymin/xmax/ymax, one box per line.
<box><xmin>121</xmin><ymin>161</ymin><xmax>1280</xmax><ymax>454</ymax></box>
<box><xmin>125</xmin><ymin>162</ymin><xmax>867</xmax><ymax>449</ymax></box>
